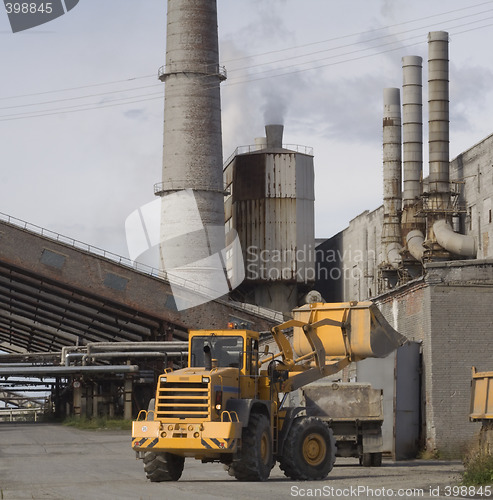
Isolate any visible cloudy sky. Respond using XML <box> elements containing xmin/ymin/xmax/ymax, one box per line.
<box><xmin>1</xmin><ymin>0</ymin><xmax>493</xmax><ymax>261</ymax></box>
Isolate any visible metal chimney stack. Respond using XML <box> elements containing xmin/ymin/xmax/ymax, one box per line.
<box><xmin>401</xmin><ymin>56</ymin><xmax>427</xmax><ymax>261</ymax></box>
<box><xmin>381</xmin><ymin>88</ymin><xmax>402</xmax><ymax>269</ymax></box>
<box><xmin>265</xmin><ymin>124</ymin><xmax>284</xmax><ymax>149</ymax></box>
<box><xmin>428</xmin><ymin>31</ymin><xmax>450</xmax><ymax>215</ymax></box>
<box><xmin>402</xmin><ymin>56</ymin><xmax>423</xmax><ymax>216</ymax></box>
<box><xmin>156</xmin><ymin>0</ymin><xmax>228</xmax><ymax>301</ymax></box>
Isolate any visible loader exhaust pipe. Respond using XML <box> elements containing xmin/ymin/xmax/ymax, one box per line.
<box><xmin>204</xmin><ymin>344</ymin><xmax>212</xmax><ymax>370</ymax></box>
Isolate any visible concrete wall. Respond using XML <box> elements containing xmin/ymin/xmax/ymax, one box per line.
<box><xmin>315</xmin><ymin>206</ymin><xmax>383</xmax><ymax>302</ymax></box>
<box><xmin>450</xmin><ymin>133</ymin><xmax>493</xmax><ymax>259</ymax></box>
<box><xmin>373</xmin><ymin>261</ymin><xmax>493</xmax><ymax>456</ymax></box>
<box><xmin>426</xmin><ymin>261</ymin><xmax>493</xmax><ymax>454</ymax></box>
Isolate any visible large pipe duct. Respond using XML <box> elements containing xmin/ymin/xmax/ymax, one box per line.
<box><xmin>406</xmin><ymin>229</ymin><xmax>426</xmax><ymax>262</ymax></box>
<box><xmin>158</xmin><ymin>0</ymin><xmax>227</xmax><ymax>296</ymax></box>
<box><xmin>428</xmin><ymin>31</ymin><xmax>450</xmax><ymax>213</ymax></box>
<box><xmin>381</xmin><ymin>88</ymin><xmax>403</xmax><ymax>269</ymax></box>
<box><xmin>433</xmin><ymin>220</ymin><xmax>477</xmax><ymax>257</ymax></box>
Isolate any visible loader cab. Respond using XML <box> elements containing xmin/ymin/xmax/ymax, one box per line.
<box><xmin>188</xmin><ymin>330</ymin><xmax>260</xmax><ymax>376</ymax></box>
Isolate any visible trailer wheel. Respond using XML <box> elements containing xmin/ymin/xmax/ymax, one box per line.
<box><xmin>279</xmin><ymin>417</ymin><xmax>335</xmax><ymax>481</ymax></box>
<box><xmin>230</xmin><ymin>412</ymin><xmax>272</xmax><ymax>481</ymax></box>
<box><xmin>371</xmin><ymin>452</ymin><xmax>382</xmax><ymax>467</ymax></box>
<box><xmin>360</xmin><ymin>452</ymin><xmax>382</xmax><ymax>467</ymax></box>
<box><xmin>143</xmin><ymin>452</ymin><xmax>184</xmax><ymax>482</ymax></box>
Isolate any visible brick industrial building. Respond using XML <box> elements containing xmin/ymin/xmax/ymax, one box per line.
<box><xmin>312</xmin><ymin>36</ymin><xmax>493</xmax><ymax>455</ymax></box>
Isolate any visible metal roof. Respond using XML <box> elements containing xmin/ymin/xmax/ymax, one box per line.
<box><xmin>0</xmin><ymin>214</ymin><xmax>278</xmax><ymax>353</ymax></box>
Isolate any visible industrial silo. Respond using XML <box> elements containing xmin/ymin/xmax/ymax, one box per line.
<box><xmin>224</xmin><ymin>125</ymin><xmax>315</xmax><ymax>313</ymax></box>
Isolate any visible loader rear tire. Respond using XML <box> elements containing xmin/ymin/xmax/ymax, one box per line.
<box><xmin>279</xmin><ymin>417</ymin><xmax>335</xmax><ymax>481</ymax></box>
<box><xmin>230</xmin><ymin>412</ymin><xmax>272</xmax><ymax>481</ymax></box>
<box><xmin>143</xmin><ymin>451</ymin><xmax>184</xmax><ymax>482</ymax></box>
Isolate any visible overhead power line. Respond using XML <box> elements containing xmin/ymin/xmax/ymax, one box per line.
<box><xmin>221</xmin><ymin>0</ymin><xmax>493</xmax><ymax>65</ymax></box>
<box><xmin>0</xmin><ymin>1</ymin><xmax>492</xmax><ymax>121</ymax></box>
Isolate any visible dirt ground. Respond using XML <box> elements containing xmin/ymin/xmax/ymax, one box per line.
<box><xmin>0</xmin><ymin>423</ymin><xmax>475</xmax><ymax>500</ymax></box>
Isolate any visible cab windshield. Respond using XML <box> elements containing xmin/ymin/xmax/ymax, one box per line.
<box><xmin>190</xmin><ymin>335</ymin><xmax>244</xmax><ymax>368</ymax></box>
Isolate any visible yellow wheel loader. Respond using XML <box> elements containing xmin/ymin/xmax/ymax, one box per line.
<box><xmin>132</xmin><ymin>301</ymin><xmax>406</xmax><ymax>481</ymax></box>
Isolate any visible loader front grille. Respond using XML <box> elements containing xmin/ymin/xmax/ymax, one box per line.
<box><xmin>155</xmin><ymin>380</ymin><xmax>210</xmax><ymax>420</ymax></box>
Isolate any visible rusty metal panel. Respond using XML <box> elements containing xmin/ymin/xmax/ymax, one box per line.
<box><xmin>231</xmin><ymin>149</ymin><xmax>315</xmax><ymax>284</ymax></box>
<box><xmin>303</xmin><ymin>382</ymin><xmax>383</xmax><ymax>420</ymax></box>
<box><xmin>233</xmin><ymin>154</ymin><xmax>265</xmax><ymax>201</ymax></box>
<box><xmin>265</xmin><ymin>153</ymin><xmax>296</xmax><ymax>198</ymax></box>
<box><xmin>295</xmin><ymin>153</ymin><xmax>315</xmax><ymax>201</ymax></box>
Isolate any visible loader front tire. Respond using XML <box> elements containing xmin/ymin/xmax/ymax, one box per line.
<box><xmin>230</xmin><ymin>412</ymin><xmax>272</xmax><ymax>481</ymax></box>
<box><xmin>279</xmin><ymin>417</ymin><xmax>335</xmax><ymax>481</ymax></box>
<box><xmin>143</xmin><ymin>451</ymin><xmax>184</xmax><ymax>482</ymax></box>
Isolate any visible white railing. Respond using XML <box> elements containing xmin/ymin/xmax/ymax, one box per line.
<box><xmin>223</xmin><ymin>143</ymin><xmax>314</xmax><ymax>167</ymax></box>
<box><xmin>0</xmin><ymin>407</ymin><xmax>43</xmax><ymax>422</ymax></box>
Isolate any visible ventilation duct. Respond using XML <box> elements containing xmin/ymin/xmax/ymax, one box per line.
<box><xmin>433</xmin><ymin>220</ymin><xmax>476</xmax><ymax>257</ymax></box>
<box><xmin>406</xmin><ymin>230</ymin><xmax>426</xmax><ymax>262</ymax></box>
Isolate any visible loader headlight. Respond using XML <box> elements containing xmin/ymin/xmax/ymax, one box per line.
<box><xmin>202</xmin><ymin>376</ymin><xmax>210</xmax><ymax>384</ymax></box>
<box><xmin>215</xmin><ymin>390</ymin><xmax>223</xmax><ymax>411</ymax></box>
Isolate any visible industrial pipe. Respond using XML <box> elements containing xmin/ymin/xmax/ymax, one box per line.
<box><xmin>433</xmin><ymin>220</ymin><xmax>476</xmax><ymax>257</ymax></box>
<box><xmin>62</xmin><ymin>342</ymin><xmax>188</xmax><ymax>365</ymax></box>
<box><xmin>81</xmin><ymin>351</ymin><xmax>186</xmax><ymax>366</ymax></box>
<box><xmin>386</xmin><ymin>243</ymin><xmax>403</xmax><ymax>270</ymax></box>
<box><xmin>406</xmin><ymin>230</ymin><xmax>426</xmax><ymax>262</ymax></box>
<box><xmin>0</xmin><ymin>365</ymin><xmax>140</xmax><ymax>376</ymax></box>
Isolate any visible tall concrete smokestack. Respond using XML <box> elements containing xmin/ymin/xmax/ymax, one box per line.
<box><xmin>156</xmin><ymin>0</ymin><xmax>228</xmax><ymax>303</ymax></box>
<box><xmin>381</xmin><ymin>88</ymin><xmax>402</xmax><ymax>269</ymax></box>
<box><xmin>402</xmin><ymin>55</ymin><xmax>426</xmax><ymax>261</ymax></box>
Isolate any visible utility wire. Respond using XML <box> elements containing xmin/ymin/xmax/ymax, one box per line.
<box><xmin>222</xmin><ymin>0</ymin><xmax>493</xmax><ymax>64</ymax></box>
<box><xmin>0</xmin><ymin>96</ymin><xmax>163</xmax><ymax>122</ymax></box>
<box><xmin>1</xmin><ymin>7</ymin><xmax>492</xmax><ymax>121</ymax></box>
<box><xmin>225</xmin><ymin>7</ymin><xmax>493</xmax><ymax>75</ymax></box>
<box><xmin>0</xmin><ymin>74</ymin><xmax>156</xmax><ymax>101</ymax></box>
<box><xmin>0</xmin><ymin>84</ymin><xmax>162</xmax><ymax>111</ymax></box>
<box><xmin>1</xmin><ymin>0</ymin><xmax>491</xmax><ymax>104</ymax></box>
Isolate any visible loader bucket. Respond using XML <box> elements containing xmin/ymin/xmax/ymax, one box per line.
<box><xmin>292</xmin><ymin>301</ymin><xmax>406</xmax><ymax>362</ymax></box>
